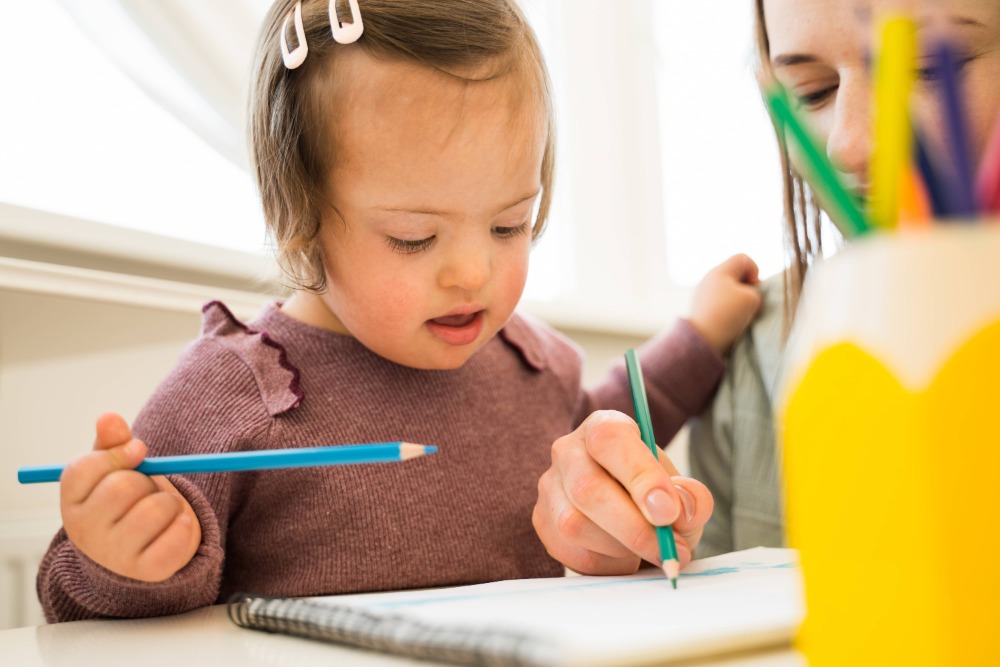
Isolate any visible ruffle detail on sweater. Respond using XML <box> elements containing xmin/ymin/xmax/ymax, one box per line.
<box><xmin>498</xmin><ymin>312</ymin><xmax>549</xmax><ymax>372</ymax></box>
<box><xmin>200</xmin><ymin>301</ymin><xmax>304</xmax><ymax>416</ymax></box>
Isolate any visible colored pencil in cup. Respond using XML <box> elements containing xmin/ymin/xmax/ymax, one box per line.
<box><xmin>976</xmin><ymin>108</ymin><xmax>1000</xmax><ymax>215</ymax></box>
<box><xmin>870</xmin><ymin>15</ymin><xmax>917</xmax><ymax>229</ymax></box>
<box><xmin>914</xmin><ymin>127</ymin><xmax>951</xmax><ymax>217</ymax></box>
<box><xmin>899</xmin><ymin>165</ymin><xmax>931</xmax><ymax>227</ymax></box>
<box><xmin>18</xmin><ymin>442</ymin><xmax>438</xmax><ymax>484</ymax></box>
<box><xmin>624</xmin><ymin>349</ymin><xmax>679</xmax><ymax>588</ymax></box>
<box><xmin>934</xmin><ymin>40</ymin><xmax>978</xmax><ymax>218</ymax></box>
<box><xmin>762</xmin><ymin>83</ymin><xmax>873</xmax><ymax>238</ymax></box>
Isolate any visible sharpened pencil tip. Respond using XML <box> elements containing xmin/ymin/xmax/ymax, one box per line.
<box><xmin>671</xmin><ymin>577</ymin><xmax>677</xmax><ymax>590</ymax></box>
<box><xmin>399</xmin><ymin>443</ymin><xmax>438</xmax><ymax>460</ymax></box>
<box><xmin>662</xmin><ymin>559</ymin><xmax>680</xmax><ymax>584</ymax></box>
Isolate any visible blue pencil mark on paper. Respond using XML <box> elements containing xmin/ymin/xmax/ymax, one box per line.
<box><xmin>683</xmin><ymin>561</ymin><xmax>795</xmax><ymax>577</ymax></box>
<box><xmin>364</xmin><ymin>560</ymin><xmax>795</xmax><ymax>610</ymax></box>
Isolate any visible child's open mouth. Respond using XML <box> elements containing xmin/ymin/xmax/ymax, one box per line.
<box><xmin>431</xmin><ymin>313</ymin><xmax>477</xmax><ymax>327</ymax></box>
<box><xmin>426</xmin><ymin>311</ymin><xmax>484</xmax><ymax>346</ymax></box>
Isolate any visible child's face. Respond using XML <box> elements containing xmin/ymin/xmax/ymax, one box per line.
<box><xmin>313</xmin><ymin>51</ymin><xmax>545</xmax><ymax>370</ymax></box>
<box><xmin>764</xmin><ymin>0</ymin><xmax>1000</xmax><ymax>201</ymax></box>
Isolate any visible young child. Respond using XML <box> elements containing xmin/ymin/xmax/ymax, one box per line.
<box><xmin>38</xmin><ymin>0</ymin><xmax>761</xmax><ymax>622</ymax></box>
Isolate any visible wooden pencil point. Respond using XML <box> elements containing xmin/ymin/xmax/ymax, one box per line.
<box><xmin>662</xmin><ymin>559</ymin><xmax>680</xmax><ymax>587</ymax></box>
<box><xmin>399</xmin><ymin>443</ymin><xmax>436</xmax><ymax>460</ymax></box>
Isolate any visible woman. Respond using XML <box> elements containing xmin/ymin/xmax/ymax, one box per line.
<box><xmin>533</xmin><ymin>0</ymin><xmax>1000</xmax><ymax>566</ymax></box>
<box><xmin>690</xmin><ymin>0</ymin><xmax>1000</xmax><ymax>557</ymax></box>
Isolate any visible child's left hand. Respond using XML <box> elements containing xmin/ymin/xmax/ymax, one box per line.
<box><xmin>687</xmin><ymin>253</ymin><xmax>762</xmax><ymax>355</ymax></box>
<box><xmin>532</xmin><ymin>411</ymin><xmax>714</xmax><ymax>575</ymax></box>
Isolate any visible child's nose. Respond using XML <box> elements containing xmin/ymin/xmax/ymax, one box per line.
<box><xmin>438</xmin><ymin>245</ymin><xmax>492</xmax><ymax>292</ymax></box>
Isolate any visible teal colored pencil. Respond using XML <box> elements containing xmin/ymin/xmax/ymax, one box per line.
<box><xmin>624</xmin><ymin>349</ymin><xmax>680</xmax><ymax>588</ymax></box>
<box><xmin>17</xmin><ymin>442</ymin><xmax>438</xmax><ymax>484</ymax></box>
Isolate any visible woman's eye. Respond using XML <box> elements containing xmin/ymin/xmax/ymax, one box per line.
<box><xmin>916</xmin><ymin>56</ymin><xmax>972</xmax><ymax>84</ymax></box>
<box><xmin>796</xmin><ymin>86</ymin><xmax>837</xmax><ymax>108</ymax></box>
<box><xmin>386</xmin><ymin>236</ymin><xmax>434</xmax><ymax>254</ymax></box>
<box><xmin>492</xmin><ymin>222</ymin><xmax>530</xmax><ymax>239</ymax></box>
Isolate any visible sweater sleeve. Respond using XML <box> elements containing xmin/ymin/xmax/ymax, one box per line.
<box><xmin>36</xmin><ymin>338</ymin><xmax>273</xmax><ymax>622</ymax></box>
<box><xmin>581</xmin><ymin>319</ymin><xmax>727</xmax><ymax>448</ymax></box>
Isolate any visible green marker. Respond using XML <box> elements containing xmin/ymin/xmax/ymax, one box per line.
<box><xmin>624</xmin><ymin>349</ymin><xmax>679</xmax><ymax>588</ymax></box>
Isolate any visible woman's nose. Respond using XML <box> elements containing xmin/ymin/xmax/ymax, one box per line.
<box><xmin>826</xmin><ymin>77</ymin><xmax>872</xmax><ymax>178</ymax></box>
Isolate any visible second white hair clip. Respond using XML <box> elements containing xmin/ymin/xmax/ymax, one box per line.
<box><xmin>281</xmin><ymin>0</ymin><xmax>365</xmax><ymax>70</ymax></box>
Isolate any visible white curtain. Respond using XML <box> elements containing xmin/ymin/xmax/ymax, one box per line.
<box><xmin>55</xmin><ymin>0</ymin><xmax>270</xmax><ymax>169</ymax></box>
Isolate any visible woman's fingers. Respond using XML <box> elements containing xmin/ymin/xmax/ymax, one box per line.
<box><xmin>580</xmin><ymin>412</ymin><xmax>684</xmax><ymax>529</ymax></box>
<box><xmin>534</xmin><ymin>411</ymin><xmax>716</xmax><ymax>575</ymax></box>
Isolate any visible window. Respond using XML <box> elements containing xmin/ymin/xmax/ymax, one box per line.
<box><xmin>0</xmin><ymin>1</ymin><xmax>267</xmax><ymax>255</ymax></box>
<box><xmin>653</xmin><ymin>0</ymin><xmax>785</xmax><ymax>285</ymax></box>
<box><xmin>0</xmin><ymin>1</ymin><xmax>788</xmax><ymax>331</ymax></box>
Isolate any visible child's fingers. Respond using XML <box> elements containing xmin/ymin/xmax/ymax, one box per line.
<box><xmin>111</xmin><ymin>492</ymin><xmax>185</xmax><ymax>556</ymax></box>
<box><xmin>721</xmin><ymin>253</ymin><xmax>760</xmax><ymax>284</ymax></box>
<box><xmin>60</xmin><ymin>440</ymin><xmax>148</xmax><ymax>506</ymax></box>
<box><xmin>93</xmin><ymin>412</ymin><xmax>134</xmax><ymax>451</ymax></box>
<box><xmin>134</xmin><ymin>514</ymin><xmax>198</xmax><ymax>582</ymax></box>
<box><xmin>79</xmin><ymin>469</ymin><xmax>161</xmax><ymax>525</ymax></box>
<box><xmin>61</xmin><ymin>469</ymin><xmax>160</xmax><ymax>558</ymax></box>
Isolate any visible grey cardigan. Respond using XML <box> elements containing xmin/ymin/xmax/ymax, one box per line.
<box><xmin>688</xmin><ymin>275</ymin><xmax>788</xmax><ymax>558</ymax></box>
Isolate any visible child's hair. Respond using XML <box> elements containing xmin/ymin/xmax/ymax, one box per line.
<box><xmin>249</xmin><ymin>0</ymin><xmax>556</xmax><ymax>292</ymax></box>
<box><xmin>752</xmin><ymin>0</ymin><xmax>825</xmax><ymax>333</ymax></box>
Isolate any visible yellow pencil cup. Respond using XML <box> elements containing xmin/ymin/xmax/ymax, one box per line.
<box><xmin>777</xmin><ymin>226</ymin><xmax>1000</xmax><ymax>665</ymax></box>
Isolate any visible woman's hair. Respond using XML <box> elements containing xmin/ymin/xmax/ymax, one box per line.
<box><xmin>753</xmin><ymin>0</ymin><xmax>827</xmax><ymax>331</ymax></box>
<box><xmin>249</xmin><ymin>0</ymin><xmax>555</xmax><ymax>291</ymax></box>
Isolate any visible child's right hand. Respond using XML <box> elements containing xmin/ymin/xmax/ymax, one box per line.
<box><xmin>60</xmin><ymin>413</ymin><xmax>201</xmax><ymax>582</ymax></box>
<box><xmin>687</xmin><ymin>253</ymin><xmax>762</xmax><ymax>355</ymax></box>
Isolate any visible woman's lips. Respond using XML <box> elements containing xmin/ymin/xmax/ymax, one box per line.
<box><xmin>426</xmin><ymin>311</ymin><xmax>484</xmax><ymax>346</ymax></box>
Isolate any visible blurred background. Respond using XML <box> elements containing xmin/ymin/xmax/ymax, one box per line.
<box><xmin>0</xmin><ymin>0</ymin><xmax>783</xmax><ymax>629</ymax></box>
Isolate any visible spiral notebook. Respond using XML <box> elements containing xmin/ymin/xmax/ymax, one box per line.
<box><xmin>228</xmin><ymin>547</ymin><xmax>802</xmax><ymax>667</ymax></box>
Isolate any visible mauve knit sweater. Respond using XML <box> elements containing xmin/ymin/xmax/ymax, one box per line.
<box><xmin>37</xmin><ymin>301</ymin><xmax>724</xmax><ymax>623</ymax></box>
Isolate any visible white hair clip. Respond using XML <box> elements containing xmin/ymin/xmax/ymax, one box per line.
<box><xmin>329</xmin><ymin>0</ymin><xmax>364</xmax><ymax>44</ymax></box>
<box><xmin>280</xmin><ymin>2</ymin><xmax>308</xmax><ymax>69</ymax></box>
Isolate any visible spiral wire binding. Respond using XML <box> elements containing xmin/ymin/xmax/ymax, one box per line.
<box><xmin>228</xmin><ymin>593</ymin><xmax>552</xmax><ymax>666</ymax></box>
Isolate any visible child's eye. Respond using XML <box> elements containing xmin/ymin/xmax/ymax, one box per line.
<box><xmin>386</xmin><ymin>236</ymin><xmax>434</xmax><ymax>254</ymax></box>
<box><xmin>492</xmin><ymin>222</ymin><xmax>530</xmax><ymax>239</ymax></box>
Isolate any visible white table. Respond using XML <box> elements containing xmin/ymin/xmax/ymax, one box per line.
<box><xmin>0</xmin><ymin>604</ymin><xmax>805</xmax><ymax>667</ymax></box>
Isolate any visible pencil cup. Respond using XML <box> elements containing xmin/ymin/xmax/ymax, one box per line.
<box><xmin>777</xmin><ymin>225</ymin><xmax>1000</xmax><ymax>666</ymax></box>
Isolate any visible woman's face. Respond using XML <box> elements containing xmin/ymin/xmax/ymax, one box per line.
<box><xmin>763</xmin><ymin>0</ymin><xmax>1000</xmax><ymax>202</ymax></box>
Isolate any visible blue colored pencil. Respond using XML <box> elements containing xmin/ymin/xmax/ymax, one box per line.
<box><xmin>18</xmin><ymin>442</ymin><xmax>438</xmax><ymax>484</ymax></box>
<box><xmin>913</xmin><ymin>128</ymin><xmax>951</xmax><ymax>217</ymax></box>
<box><xmin>934</xmin><ymin>40</ymin><xmax>978</xmax><ymax>217</ymax></box>
<box><xmin>624</xmin><ymin>349</ymin><xmax>680</xmax><ymax>588</ymax></box>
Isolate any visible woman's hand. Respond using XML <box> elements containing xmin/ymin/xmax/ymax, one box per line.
<box><xmin>533</xmin><ymin>411</ymin><xmax>713</xmax><ymax>575</ymax></box>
